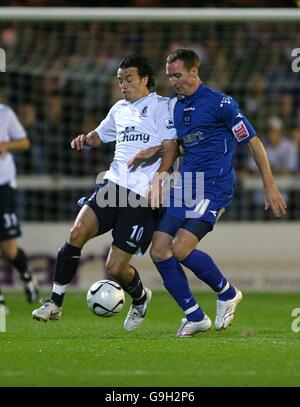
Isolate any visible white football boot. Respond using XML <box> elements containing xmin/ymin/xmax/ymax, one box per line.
<box><xmin>215</xmin><ymin>288</ymin><xmax>243</xmax><ymax>330</ymax></box>
<box><xmin>124</xmin><ymin>288</ymin><xmax>152</xmax><ymax>331</ymax></box>
<box><xmin>32</xmin><ymin>299</ymin><xmax>62</xmax><ymax>322</ymax></box>
<box><xmin>176</xmin><ymin>314</ymin><xmax>212</xmax><ymax>337</ymax></box>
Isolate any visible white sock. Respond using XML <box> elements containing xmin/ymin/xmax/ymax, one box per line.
<box><xmin>53</xmin><ymin>283</ymin><xmax>69</xmax><ymax>295</ymax></box>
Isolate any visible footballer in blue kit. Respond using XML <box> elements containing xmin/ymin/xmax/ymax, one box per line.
<box><xmin>160</xmin><ymin>83</ymin><xmax>256</xmax><ymax>236</ymax></box>
<box><xmin>130</xmin><ymin>49</ymin><xmax>287</xmax><ymax>337</ymax></box>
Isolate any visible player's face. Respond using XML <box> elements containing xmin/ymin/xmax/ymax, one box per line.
<box><xmin>117</xmin><ymin>67</ymin><xmax>149</xmax><ymax>102</ymax></box>
<box><xmin>166</xmin><ymin>59</ymin><xmax>199</xmax><ymax>96</ymax></box>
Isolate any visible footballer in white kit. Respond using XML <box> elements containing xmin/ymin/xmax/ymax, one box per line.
<box><xmin>0</xmin><ymin>104</ymin><xmax>39</xmax><ymax>312</ymax></box>
<box><xmin>85</xmin><ymin>91</ymin><xmax>177</xmax><ymax>255</ymax></box>
<box><xmin>32</xmin><ymin>56</ymin><xmax>178</xmax><ymax>331</ymax></box>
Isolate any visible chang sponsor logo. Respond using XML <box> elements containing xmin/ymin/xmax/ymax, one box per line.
<box><xmin>117</xmin><ymin>126</ymin><xmax>150</xmax><ymax>144</ymax></box>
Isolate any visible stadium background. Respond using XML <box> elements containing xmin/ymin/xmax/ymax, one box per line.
<box><xmin>0</xmin><ymin>2</ymin><xmax>300</xmax><ymax>292</ymax></box>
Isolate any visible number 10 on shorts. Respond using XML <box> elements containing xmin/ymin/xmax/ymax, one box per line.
<box><xmin>130</xmin><ymin>225</ymin><xmax>144</xmax><ymax>242</ymax></box>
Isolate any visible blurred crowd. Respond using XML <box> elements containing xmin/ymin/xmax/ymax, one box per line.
<box><xmin>0</xmin><ymin>19</ymin><xmax>299</xmax><ymax>219</ymax></box>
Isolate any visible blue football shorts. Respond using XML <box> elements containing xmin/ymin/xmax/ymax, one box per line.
<box><xmin>157</xmin><ymin>186</ymin><xmax>232</xmax><ymax>240</ymax></box>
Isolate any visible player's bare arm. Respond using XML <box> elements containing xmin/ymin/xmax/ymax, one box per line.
<box><xmin>0</xmin><ymin>137</ymin><xmax>30</xmax><ymax>155</ymax></box>
<box><xmin>128</xmin><ymin>139</ymin><xmax>182</xmax><ymax>168</ymax></box>
<box><xmin>155</xmin><ymin>139</ymin><xmax>178</xmax><ymax>176</ymax></box>
<box><xmin>247</xmin><ymin>135</ymin><xmax>287</xmax><ymax>217</ymax></box>
<box><xmin>148</xmin><ymin>139</ymin><xmax>178</xmax><ymax>208</ymax></box>
<box><xmin>71</xmin><ymin>130</ymin><xmax>101</xmax><ymax>150</ymax></box>
<box><xmin>127</xmin><ymin>145</ymin><xmax>162</xmax><ymax>168</ymax></box>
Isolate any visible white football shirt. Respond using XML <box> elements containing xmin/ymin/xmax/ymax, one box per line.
<box><xmin>95</xmin><ymin>92</ymin><xmax>177</xmax><ymax>197</ymax></box>
<box><xmin>0</xmin><ymin>104</ymin><xmax>26</xmax><ymax>186</ymax></box>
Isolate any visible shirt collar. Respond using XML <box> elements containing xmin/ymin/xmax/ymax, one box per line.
<box><xmin>178</xmin><ymin>83</ymin><xmax>206</xmax><ymax>104</ymax></box>
<box><xmin>121</xmin><ymin>92</ymin><xmax>155</xmax><ymax>106</ymax></box>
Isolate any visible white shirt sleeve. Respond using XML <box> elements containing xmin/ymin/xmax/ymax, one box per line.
<box><xmin>94</xmin><ymin>105</ymin><xmax>117</xmax><ymax>143</ymax></box>
<box><xmin>8</xmin><ymin>107</ymin><xmax>26</xmax><ymax>140</ymax></box>
<box><xmin>154</xmin><ymin>98</ymin><xmax>177</xmax><ymax>142</ymax></box>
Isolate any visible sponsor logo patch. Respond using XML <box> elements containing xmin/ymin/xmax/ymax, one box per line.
<box><xmin>165</xmin><ymin>118</ymin><xmax>174</xmax><ymax>129</ymax></box>
<box><xmin>232</xmin><ymin>120</ymin><xmax>250</xmax><ymax>142</ymax></box>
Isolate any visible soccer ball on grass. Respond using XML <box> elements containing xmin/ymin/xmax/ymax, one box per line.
<box><xmin>87</xmin><ymin>279</ymin><xmax>125</xmax><ymax>317</ymax></box>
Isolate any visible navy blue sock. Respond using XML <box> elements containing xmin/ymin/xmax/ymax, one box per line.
<box><xmin>218</xmin><ymin>285</ymin><xmax>236</xmax><ymax>301</ymax></box>
<box><xmin>53</xmin><ymin>242</ymin><xmax>81</xmax><ymax>284</ymax></box>
<box><xmin>9</xmin><ymin>248</ymin><xmax>31</xmax><ymax>282</ymax></box>
<box><xmin>181</xmin><ymin>249</ymin><xmax>236</xmax><ymax>300</ymax></box>
<box><xmin>121</xmin><ymin>265</ymin><xmax>146</xmax><ymax>305</ymax></box>
<box><xmin>155</xmin><ymin>256</ymin><xmax>204</xmax><ymax>322</ymax></box>
<box><xmin>51</xmin><ymin>242</ymin><xmax>81</xmax><ymax>306</ymax></box>
<box><xmin>181</xmin><ymin>249</ymin><xmax>228</xmax><ymax>292</ymax></box>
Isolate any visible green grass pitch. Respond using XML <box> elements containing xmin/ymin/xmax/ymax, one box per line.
<box><xmin>0</xmin><ymin>292</ymin><xmax>299</xmax><ymax>387</ymax></box>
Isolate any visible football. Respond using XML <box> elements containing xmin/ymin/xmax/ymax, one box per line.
<box><xmin>87</xmin><ymin>280</ymin><xmax>125</xmax><ymax>317</ymax></box>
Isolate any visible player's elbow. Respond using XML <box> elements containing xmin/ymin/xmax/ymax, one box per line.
<box><xmin>163</xmin><ymin>139</ymin><xmax>177</xmax><ymax>150</ymax></box>
<box><xmin>162</xmin><ymin>140</ymin><xmax>180</xmax><ymax>161</ymax></box>
<box><xmin>22</xmin><ymin>137</ymin><xmax>30</xmax><ymax>150</ymax></box>
<box><xmin>247</xmin><ymin>135</ymin><xmax>260</xmax><ymax>149</ymax></box>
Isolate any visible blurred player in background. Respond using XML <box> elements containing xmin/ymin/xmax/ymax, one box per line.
<box><xmin>0</xmin><ymin>103</ymin><xmax>39</xmax><ymax>314</ymax></box>
<box><xmin>129</xmin><ymin>49</ymin><xmax>287</xmax><ymax>337</ymax></box>
<box><xmin>32</xmin><ymin>55</ymin><xmax>178</xmax><ymax>331</ymax></box>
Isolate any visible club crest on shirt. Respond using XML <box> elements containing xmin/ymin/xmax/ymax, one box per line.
<box><xmin>184</xmin><ymin>113</ymin><xmax>191</xmax><ymax>125</ymax></box>
<box><xmin>139</xmin><ymin>106</ymin><xmax>148</xmax><ymax>118</ymax></box>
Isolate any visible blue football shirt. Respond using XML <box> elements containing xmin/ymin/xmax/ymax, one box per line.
<box><xmin>174</xmin><ymin>83</ymin><xmax>256</xmax><ymax>179</ymax></box>
<box><xmin>166</xmin><ymin>84</ymin><xmax>256</xmax><ymax>222</ymax></box>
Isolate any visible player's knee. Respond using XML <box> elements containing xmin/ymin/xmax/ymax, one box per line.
<box><xmin>172</xmin><ymin>240</ymin><xmax>191</xmax><ymax>261</ymax></box>
<box><xmin>150</xmin><ymin>245</ymin><xmax>162</xmax><ymax>262</ymax></box>
<box><xmin>1</xmin><ymin>247</ymin><xmax>17</xmax><ymax>261</ymax></box>
<box><xmin>0</xmin><ymin>242</ymin><xmax>18</xmax><ymax>260</ymax></box>
<box><xmin>150</xmin><ymin>244</ymin><xmax>171</xmax><ymax>262</ymax></box>
<box><xmin>69</xmin><ymin>223</ymin><xmax>89</xmax><ymax>247</ymax></box>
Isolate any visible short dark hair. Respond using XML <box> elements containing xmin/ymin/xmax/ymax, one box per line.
<box><xmin>119</xmin><ymin>55</ymin><xmax>155</xmax><ymax>89</ymax></box>
<box><xmin>166</xmin><ymin>49</ymin><xmax>201</xmax><ymax>74</ymax></box>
